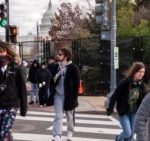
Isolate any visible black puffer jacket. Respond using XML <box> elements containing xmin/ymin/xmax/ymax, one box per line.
<box><xmin>0</xmin><ymin>62</ymin><xmax>27</xmax><ymax>116</ymax></box>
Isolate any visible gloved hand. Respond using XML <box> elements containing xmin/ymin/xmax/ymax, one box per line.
<box><xmin>39</xmin><ymin>83</ymin><xmax>42</xmax><ymax>88</ymax></box>
<box><xmin>42</xmin><ymin>81</ymin><xmax>46</xmax><ymax>86</ymax></box>
<box><xmin>106</xmin><ymin>109</ymin><xmax>112</xmax><ymax>116</ymax></box>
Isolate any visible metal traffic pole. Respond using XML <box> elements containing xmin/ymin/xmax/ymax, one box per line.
<box><xmin>110</xmin><ymin>0</ymin><xmax>117</xmax><ymax>93</ymax></box>
<box><xmin>5</xmin><ymin>0</ymin><xmax>9</xmax><ymax>42</ymax></box>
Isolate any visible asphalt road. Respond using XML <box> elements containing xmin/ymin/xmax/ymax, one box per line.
<box><xmin>13</xmin><ymin>102</ymin><xmax>121</xmax><ymax>141</ymax></box>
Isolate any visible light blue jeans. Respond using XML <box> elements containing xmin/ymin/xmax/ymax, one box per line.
<box><xmin>52</xmin><ymin>93</ymin><xmax>74</xmax><ymax>136</ymax></box>
<box><xmin>117</xmin><ymin>113</ymin><xmax>136</xmax><ymax>141</ymax></box>
<box><xmin>29</xmin><ymin>83</ymin><xmax>39</xmax><ymax>102</ymax></box>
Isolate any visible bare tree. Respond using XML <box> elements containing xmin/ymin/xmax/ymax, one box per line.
<box><xmin>49</xmin><ymin>3</ymin><xmax>84</xmax><ymax>40</ymax></box>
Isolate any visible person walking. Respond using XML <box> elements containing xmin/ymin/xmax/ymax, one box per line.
<box><xmin>28</xmin><ymin>59</ymin><xmax>40</xmax><ymax>104</ymax></box>
<box><xmin>134</xmin><ymin>93</ymin><xmax>150</xmax><ymax>141</ymax></box>
<box><xmin>50</xmin><ymin>47</ymin><xmax>80</xmax><ymax>141</ymax></box>
<box><xmin>106</xmin><ymin>62</ymin><xmax>146</xmax><ymax>141</ymax></box>
<box><xmin>0</xmin><ymin>41</ymin><xmax>27</xmax><ymax>141</ymax></box>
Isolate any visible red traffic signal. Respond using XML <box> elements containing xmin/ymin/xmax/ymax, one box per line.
<box><xmin>9</xmin><ymin>25</ymin><xmax>18</xmax><ymax>43</ymax></box>
<box><xmin>9</xmin><ymin>26</ymin><xmax>17</xmax><ymax>35</ymax></box>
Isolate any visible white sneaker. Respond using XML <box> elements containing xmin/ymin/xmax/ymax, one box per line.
<box><xmin>67</xmin><ymin>131</ymin><xmax>73</xmax><ymax>140</ymax></box>
<box><xmin>54</xmin><ymin>135</ymin><xmax>61</xmax><ymax>141</ymax></box>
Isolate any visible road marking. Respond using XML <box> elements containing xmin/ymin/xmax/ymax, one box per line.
<box><xmin>14</xmin><ymin>111</ymin><xmax>121</xmax><ymax>141</ymax></box>
<box><xmin>21</xmin><ymin>111</ymin><xmax>111</xmax><ymax>119</ymax></box>
<box><xmin>13</xmin><ymin>133</ymin><xmax>114</xmax><ymax>141</ymax></box>
<box><xmin>16</xmin><ymin>115</ymin><xmax>118</xmax><ymax>125</ymax></box>
<box><xmin>47</xmin><ymin>125</ymin><xmax>121</xmax><ymax>134</ymax></box>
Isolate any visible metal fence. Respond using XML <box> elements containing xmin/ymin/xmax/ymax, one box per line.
<box><xmin>17</xmin><ymin>36</ymin><xmax>150</xmax><ymax>95</ymax></box>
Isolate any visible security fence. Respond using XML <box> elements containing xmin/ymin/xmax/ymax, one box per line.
<box><xmin>17</xmin><ymin>36</ymin><xmax>150</xmax><ymax>96</ymax></box>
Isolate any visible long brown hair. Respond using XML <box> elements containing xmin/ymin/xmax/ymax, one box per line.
<box><xmin>125</xmin><ymin>62</ymin><xmax>146</xmax><ymax>78</ymax></box>
<box><xmin>59</xmin><ymin>47</ymin><xmax>72</xmax><ymax>61</ymax></box>
<box><xmin>0</xmin><ymin>41</ymin><xmax>20</xmax><ymax>64</ymax></box>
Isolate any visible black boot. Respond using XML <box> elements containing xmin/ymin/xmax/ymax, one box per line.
<box><xmin>115</xmin><ymin>135</ymin><xmax>118</xmax><ymax>141</ymax></box>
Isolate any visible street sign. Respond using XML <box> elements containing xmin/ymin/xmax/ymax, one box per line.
<box><xmin>114</xmin><ymin>47</ymin><xmax>119</xmax><ymax>69</ymax></box>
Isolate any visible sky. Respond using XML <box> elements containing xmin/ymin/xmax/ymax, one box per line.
<box><xmin>0</xmin><ymin>0</ymin><xmax>94</xmax><ymax>36</ymax></box>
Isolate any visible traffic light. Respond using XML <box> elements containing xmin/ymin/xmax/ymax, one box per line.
<box><xmin>95</xmin><ymin>0</ymin><xmax>109</xmax><ymax>26</ymax></box>
<box><xmin>9</xmin><ymin>25</ymin><xmax>17</xmax><ymax>43</ymax></box>
<box><xmin>95</xmin><ymin>0</ymin><xmax>110</xmax><ymax>41</ymax></box>
<box><xmin>0</xmin><ymin>3</ymin><xmax>7</xmax><ymax>27</ymax></box>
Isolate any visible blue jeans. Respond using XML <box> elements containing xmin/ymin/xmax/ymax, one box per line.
<box><xmin>29</xmin><ymin>83</ymin><xmax>39</xmax><ymax>102</ymax></box>
<box><xmin>117</xmin><ymin>113</ymin><xmax>136</xmax><ymax>141</ymax></box>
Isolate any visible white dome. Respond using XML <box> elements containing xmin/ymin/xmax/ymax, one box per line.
<box><xmin>39</xmin><ymin>0</ymin><xmax>54</xmax><ymax>38</ymax></box>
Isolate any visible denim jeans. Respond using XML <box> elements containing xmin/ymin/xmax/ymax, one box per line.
<box><xmin>29</xmin><ymin>83</ymin><xmax>39</xmax><ymax>102</ymax></box>
<box><xmin>117</xmin><ymin>113</ymin><xmax>136</xmax><ymax>141</ymax></box>
<box><xmin>53</xmin><ymin>93</ymin><xmax>74</xmax><ymax>136</ymax></box>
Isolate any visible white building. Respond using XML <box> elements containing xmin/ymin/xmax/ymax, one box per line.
<box><xmin>18</xmin><ymin>0</ymin><xmax>53</xmax><ymax>42</ymax></box>
<box><xmin>39</xmin><ymin>0</ymin><xmax>54</xmax><ymax>40</ymax></box>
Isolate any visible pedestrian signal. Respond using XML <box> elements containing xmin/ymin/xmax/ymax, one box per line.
<box><xmin>78</xmin><ymin>80</ymin><xmax>84</xmax><ymax>95</ymax></box>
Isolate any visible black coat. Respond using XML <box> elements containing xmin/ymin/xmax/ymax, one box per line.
<box><xmin>0</xmin><ymin>62</ymin><xmax>27</xmax><ymax>116</ymax></box>
<box><xmin>28</xmin><ymin>60</ymin><xmax>39</xmax><ymax>83</ymax></box>
<box><xmin>108</xmin><ymin>77</ymin><xmax>146</xmax><ymax>116</ymax></box>
<box><xmin>37</xmin><ymin>67</ymin><xmax>51</xmax><ymax>87</ymax></box>
<box><xmin>48</xmin><ymin>63</ymin><xmax>80</xmax><ymax>110</ymax></box>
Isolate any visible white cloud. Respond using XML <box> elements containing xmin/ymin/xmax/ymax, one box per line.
<box><xmin>0</xmin><ymin>0</ymin><xmax>94</xmax><ymax>37</ymax></box>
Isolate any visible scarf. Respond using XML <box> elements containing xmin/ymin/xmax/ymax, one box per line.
<box><xmin>54</xmin><ymin>61</ymin><xmax>72</xmax><ymax>83</ymax></box>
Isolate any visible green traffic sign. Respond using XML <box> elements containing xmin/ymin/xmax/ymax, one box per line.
<box><xmin>0</xmin><ymin>19</ymin><xmax>7</xmax><ymax>27</ymax></box>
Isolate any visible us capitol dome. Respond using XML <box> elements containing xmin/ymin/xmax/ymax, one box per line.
<box><xmin>39</xmin><ymin>0</ymin><xmax>54</xmax><ymax>40</ymax></box>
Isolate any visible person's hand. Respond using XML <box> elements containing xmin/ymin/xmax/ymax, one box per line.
<box><xmin>106</xmin><ymin>109</ymin><xmax>112</xmax><ymax>116</ymax></box>
<box><xmin>39</xmin><ymin>83</ymin><xmax>42</xmax><ymax>88</ymax></box>
<box><xmin>42</xmin><ymin>81</ymin><xmax>46</xmax><ymax>86</ymax></box>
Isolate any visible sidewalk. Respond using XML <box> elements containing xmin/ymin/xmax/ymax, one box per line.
<box><xmin>28</xmin><ymin>96</ymin><xmax>107</xmax><ymax>113</ymax></box>
<box><xmin>76</xmin><ymin>96</ymin><xmax>106</xmax><ymax>112</ymax></box>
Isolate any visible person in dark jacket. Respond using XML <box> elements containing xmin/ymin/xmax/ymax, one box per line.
<box><xmin>37</xmin><ymin>62</ymin><xmax>51</xmax><ymax>107</ymax></box>
<box><xmin>106</xmin><ymin>62</ymin><xmax>146</xmax><ymax>141</ymax></box>
<box><xmin>0</xmin><ymin>41</ymin><xmax>27</xmax><ymax>141</ymax></box>
<box><xmin>28</xmin><ymin>59</ymin><xmax>40</xmax><ymax>104</ymax></box>
<box><xmin>51</xmin><ymin>48</ymin><xmax>80</xmax><ymax>141</ymax></box>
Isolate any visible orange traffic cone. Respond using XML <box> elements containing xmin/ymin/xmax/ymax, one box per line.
<box><xmin>78</xmin><ymin>80</ymin><xmax>84</xmax><ymax>95</ymax></box>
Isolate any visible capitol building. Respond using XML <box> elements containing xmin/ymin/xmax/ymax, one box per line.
<box><xmin>16</xmin><ymin>0</ymin><xmax>55</xmax><ymax>61</ymax></box>
<box><xmin>39</xmin><ymin>0</ymin><xmax>54</xmax><ymax>40</ymax></box>
<box><xmin>18</xmin><ymin>0</ymin><xmax>54</xmax><ymax>42</ymax></box>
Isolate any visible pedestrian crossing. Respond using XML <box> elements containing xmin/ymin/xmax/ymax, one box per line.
<box><xmin>13</xmin><ymin>111</ymin><xmax>122</xmax><ymax>141</ymax></box>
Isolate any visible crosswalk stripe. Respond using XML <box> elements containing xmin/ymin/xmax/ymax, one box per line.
<box><xmin>16</xmin><ymin>115</ymin><xmax>118</xmax><ymax>125</ymax></box>
<box><xmin>47</xmin><ymin>125</ymin><xmax>121</xmax><ymax>134</ymax></box>
<box><xmin>14</xmin><ymin>110</ymin><xmax>121</xmax><ymax>141</ymax></box>
<box><xmin>13</xmin><ymin>133</ymin><xmax>114</xmax><ymax>141</ymax></box>
<box><xmin>20</xmin><ymin>111</ymin><xmax>111</xmax><ymax>119</ymax></box>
